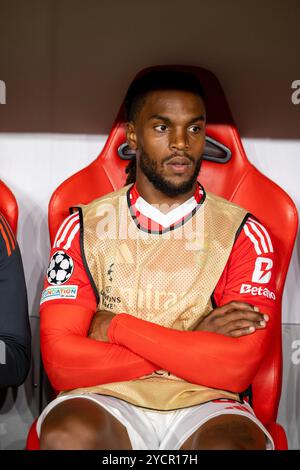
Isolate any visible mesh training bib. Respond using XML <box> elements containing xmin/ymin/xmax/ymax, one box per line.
<box><xmin>60</xmin><ymin>184</ymin><xmax>248</xmax><ymax>411</ymax></box>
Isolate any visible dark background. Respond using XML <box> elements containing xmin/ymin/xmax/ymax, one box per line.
<box><xmin>1</xmin><ymin>0</ymin><xmax>299</xmax><ymax>137</ymax></box>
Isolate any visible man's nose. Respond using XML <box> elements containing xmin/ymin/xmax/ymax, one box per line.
<box><xmin>169</xmin><ymin>129</ymin><xmax>189</xmax><ymax>151</ymax></box>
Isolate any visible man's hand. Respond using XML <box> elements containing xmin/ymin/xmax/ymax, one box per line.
<box><xmin>194</xmin><ymin>301</ymin><xmax>269</xmax><ymax>338</ymax></box>
<box><xmin>88</xmin><ymin>310</ymin><xmax>116</xmax><ymax>342</ymax></box>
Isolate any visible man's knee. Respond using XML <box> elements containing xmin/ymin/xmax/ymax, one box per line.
<box><xmin>40</xmin><ymin>398</ymin><xmax>112</xmax><ymax>450</ymax></box>
<box><xmin>195</xmin><ymin>434</ymin><xmax>253</xmax><ymax>450</ymax></box>
<box><xmin>181</xmin><ymin>415</ymin><xmax>266</xmax><ymax>450</ymax></box>
<box><xmin>40</xmin><ymin>410</ymin><xmax>103</xmax><ymax>449</ymax></box>
<box><xmin>40</xmin><ymin>398</ymin><xmax>132</xmax><ymax>450</ymax></box>
<box><xmin>41</xmin><ymin>425</ymin><xmax>99</xmax><ymax>450</ymax></box>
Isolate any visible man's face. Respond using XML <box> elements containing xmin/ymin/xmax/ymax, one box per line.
<box><xmin>126</xmin><ymin>89</ymin><xmax>206</xmax><ymax>197</ymax></box>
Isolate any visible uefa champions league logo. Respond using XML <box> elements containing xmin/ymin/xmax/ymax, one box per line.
<box><xmin>47</xmin><ymin>251</ymin><xmax>74</xmax><ymax>285</ymax></box>
<box><xmin>0</xmin><ymin>80</ymin><xmax>6</xmax><ymax>104</ymax></box>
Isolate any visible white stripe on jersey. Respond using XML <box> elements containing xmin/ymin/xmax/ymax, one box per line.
<box><xmin>54</xmin><ymin>213</ymin><xmax>79</xmax><ymax>248</ymax></box>
<box><xmin>243</xmin><ymin>218</ymin><xmax>273</xmax><ymax>255</ymax></box>
<box><xmin>248</xmin><ymin>221</ymin><xmax>268</xmax><ymax>253</ymax></box>
<box><xmin>243</xmin><ymin>223</ymin><xmax>262</xmax><ymax>255</ymax></box>
<box><xmin>248</xmin><ymin>217</ymin><xmax>274</xmax><ymax>253</ymax></box>
<box><xmin>63</xmin><ymin>222</ymin><xmax>80</xmax><ymax>250</ymax></box>
<box><xmin>53</xmin><ymin>213</ymin><xmax>79</xmax><ymax>247</ymax></box>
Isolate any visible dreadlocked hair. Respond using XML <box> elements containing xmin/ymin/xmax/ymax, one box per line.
<box><xmin>125</xmin><ymin>157</ymin><xmax>137</xmax><ymax>185</ymax></box>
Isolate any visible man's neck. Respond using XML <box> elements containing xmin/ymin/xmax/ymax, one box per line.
<box><xmin>135</xmin><ymin>178</ymin><xmax>198</xmax><ymax>214</ymax></box>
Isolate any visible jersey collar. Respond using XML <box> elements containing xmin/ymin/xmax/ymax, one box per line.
<box><xmin>127</xmin><ymin>181</ymin><xmax>205</xmax><ymax>234</ymax></box>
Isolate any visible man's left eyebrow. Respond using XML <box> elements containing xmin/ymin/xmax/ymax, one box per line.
<box><xmin>188</xmin><ymin>115</ymin><xmax>206</xmax><ymax>123</ymax></box>
<box><xmin>149</xmin><ymin>114</ymin><xmax>171</xmax><ymax>123</ymax></box>
<box><xmin>148</xmin><ymin>114</ymin><xmax>206</xmax><ymax>123</ymax></box>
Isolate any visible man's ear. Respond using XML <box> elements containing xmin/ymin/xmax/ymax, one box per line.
<box><xmin>126</xmin><ymin>122</ymin><xmax>138</xmax><ymax>150</ymax></box>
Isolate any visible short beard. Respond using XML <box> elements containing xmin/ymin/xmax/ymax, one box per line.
<box><xmin>138</xmin><ymin>152</ymin><xmax>202</xmax><ymax>197</ymax></box>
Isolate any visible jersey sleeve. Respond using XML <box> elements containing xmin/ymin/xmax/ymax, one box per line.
<box><xmin>40</xmin><ymin>212</ymin><xmax>97</xmax><ymax>312</ymax></box>
<box><xmin>107</xmin><ymin>216</ymin><xmax>277</xmax><ymax>393</ymax></box>
<box><xmin>40</xmin><ymin>213</ymin><xmax>159</xmax><ymax>391</ymax></box>
<box><xmin>214</xmin><ymin>216</ymin><xmax>276</xmax><ymax>312</ymax></box>
<box><xmin>0</xmin><ymin>213</ymin><xmax>31</xmax><ymax>388</ymax></box>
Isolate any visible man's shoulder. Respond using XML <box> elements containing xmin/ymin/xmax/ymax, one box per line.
<box><xmin>79</xmin><ymin>184</ymin><xmax>132</xmax><ymax>213</ymax></box>
<box><xmin>205</xmin><ymin>190</ymin><xmax>248</xmax><ymax>215</ymax></box>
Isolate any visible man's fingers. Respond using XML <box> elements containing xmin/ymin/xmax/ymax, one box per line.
<box><xmin>214</xmin><ymin>310</ymin><xmax>268</xmax><ymax>327</ymax></box>
<box><xmin>225</xmin><ymin>315</ymin><xmax>270</xmax><ymax>336</ymax></box>
<box><xmin>217</xmin><ymin>301</ymin><xmax>270</xmax><ymax>318</ymax></box>
<box><xmin>224</xmin><ymin>318</ymin><xmax>265</xmax><ymax>331</ymax></box>
<box><xmin>218</xmin><ymin>301</ymin><xmax>259</xmax><ymax>313</ymax></box>
<box><xmin>230</xmin><ymin>327</ymin><xmax>256</xmax><ymax>338</ymax></box>
<box><xmin>198</xmin><ymin>302</ymin><xmax>270</xmax><ymax>336</ymax></box>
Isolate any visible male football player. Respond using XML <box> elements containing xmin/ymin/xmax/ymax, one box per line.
<box><xmin>38</xmin><ymin>70</ymin><xmax>276</xmax><ymax>450</ymax></box>
<box><xmin>0</xmin><ymin>211</ymin><xmax>31</xmax><ymax>388</ymax></box>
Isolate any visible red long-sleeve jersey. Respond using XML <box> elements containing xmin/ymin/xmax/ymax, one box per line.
<box><xmin>40</xmin><ymin>184</ymin><xmax>276</xmax><ymax>393</ymax></box>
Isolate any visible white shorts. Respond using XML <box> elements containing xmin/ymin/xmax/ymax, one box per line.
<box><xmin>36</xmin><ymin>394</ymin><xmax>274</xmax><ymax>450</ymax></box>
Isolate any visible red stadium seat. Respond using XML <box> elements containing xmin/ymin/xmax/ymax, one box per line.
<box><xmin>0</xmin><ymin>179</ymin><xmax>18</xmax><ymax>235</ymax></box>
<box><xmin>26</xmin><ymin>65</ymin><xmax>298</xmax><ymax>450</ymax></box>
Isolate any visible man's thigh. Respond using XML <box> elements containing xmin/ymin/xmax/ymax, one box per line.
<box><xmin>179</xmin><ymin>414</ymin><xmax>266</xmax><ymax>450</ymax></box>
<box><xmin>40</xmin><ymin>397</ymin><xmax>132</xmax><ymax>450</ymax></box>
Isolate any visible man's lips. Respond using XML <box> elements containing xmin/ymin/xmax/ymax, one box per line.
<box><xmin>166</xmin><ymin>156</ymin><xmax>193</xmax><ymax>173</ymax></box>
<box><xmin>166</xmin><ymin>156</ymin><xmax>192</xmax><ymax>166</ymax></box>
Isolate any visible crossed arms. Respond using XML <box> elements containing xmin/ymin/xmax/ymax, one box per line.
<box><xmin>40</xmin><ymin>299</ymin><xmax>274</xmax><ymax>393</ymax></box>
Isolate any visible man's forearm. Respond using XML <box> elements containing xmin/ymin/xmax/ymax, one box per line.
<box><xmin>108</xmin><ymin>313</ymin><xmax>273</xmax><ymax>392</ymax></box>
<box><xmin>41</xmin><ymin>304</ymin><xmax>158</xmax><ymax>391</ymax></box>
<box><xmin>42</xmin><ymin>332</ymin><xmax>158</xmax><ymax>391</ymax></box>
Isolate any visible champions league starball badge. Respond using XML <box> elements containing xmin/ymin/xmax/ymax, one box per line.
<box><xmin>47</xmin><ymin>251</ymin><xmax>74</xmax><ymax>285</ymax></box>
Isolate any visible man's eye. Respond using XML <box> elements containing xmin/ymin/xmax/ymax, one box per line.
<box><xmin>154</xmin><ymin>124</ymin><xmax>168</xmax><ymax>132</ymax></box>
<box><xmin>189</xmin><ymin>125</ymin><xmax>201</xmax><ymax>133</ymax></box>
